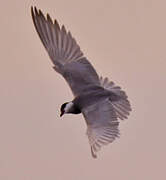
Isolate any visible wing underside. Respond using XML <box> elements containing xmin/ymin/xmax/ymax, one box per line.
<box><xmin>31</xmin><ymin>7</ymin><xmax>100</xmax><ymax>96</ymax></box>
<box><xmin>31</xmin><ymin>7</ymin><xmax>84</xmax><ymax>69</ymax></box>
<box><xmin>100</xmin><ymin>76</ymin><xmax>131</xmax><ymax>120</ymax></box>
<box><xmin>82</xmin><ymin>99</ymin><xmax>119</xmax><ymax>158</ymax></box>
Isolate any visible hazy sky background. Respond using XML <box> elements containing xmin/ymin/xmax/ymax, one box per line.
<box><xmin>0</xmin><ymin>0</ymin><xmax>166</xmax><ymax>179</ymax></box>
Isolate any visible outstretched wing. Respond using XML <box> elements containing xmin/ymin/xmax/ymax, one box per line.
<box><xmin>31</xmin><ymin>7</ymin><xmax>100</xmax><ymax>96</ymax></box>
<box><xmin>100</xmin><ymin>76</ymin><xmax>132</xmax><ymax>120</ymax></box>
<box><xmin>82</xmin><ymin>99</ymin><xmax>119</xmax><ymax>158</ymax></box>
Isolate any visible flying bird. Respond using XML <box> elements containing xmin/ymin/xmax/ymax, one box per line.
<box><xmin>31</xmin><ymin>6</ymin><xmax>131</xmax><ymax>158</ymax></box>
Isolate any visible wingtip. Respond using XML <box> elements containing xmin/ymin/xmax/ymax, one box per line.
<box><xmin>31</xmin><ymin>6</ymin><xmax>34</xmax><ymax>16</ymax></box>
<box><xmin>47</xmin><ymin>13</ymin><xmax>53</xmax><ymax>24</ymax></box>
<box><xmin>31</xmin><ymin>6</ymin><xmax>60</xmax><ymax>30</ymax></box>
<box><xmin>31</xmin><ymin>6</ymin><xmax>35</xmax><ymax>22</ymax></box>
<box><xmin>54</xmin><ymin>19</ymin><xmax>60</xmax><ymax>30</ymax></box>
<box><xmin>91</xmin><ymin>147</ymin><xmax>97</xmax><ymax>159</ymax></box>
<box><xmin>34</xmin><ymin>6</ymin><xmax>39</xmax><ymax>16</ymax></box>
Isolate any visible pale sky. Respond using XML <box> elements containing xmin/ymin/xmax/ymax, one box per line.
<box><xmin>0</xmin><ymin>0</ymin><xmax>166</xmax><ymax>179</ymax></box>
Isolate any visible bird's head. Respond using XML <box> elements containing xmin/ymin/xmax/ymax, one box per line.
<box><xmin>60</xmin><ymin>102</ymin><xmax>74</xmax><ymax>117</ymax></box>
<box><xmin>60</xmin><ymin>101</ymin><xmax>81</xmax><ymax>117</ymax></box>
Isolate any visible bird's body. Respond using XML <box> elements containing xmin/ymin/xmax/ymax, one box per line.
<box><xmin>31</xmin><ymin>7</ymin><xmax>131</xmax><ymax>158</ymax></box>
<box><xmin>73</xmin><ymin>86</ymin><xmax>109</xmax><ymax>109</ymax></box>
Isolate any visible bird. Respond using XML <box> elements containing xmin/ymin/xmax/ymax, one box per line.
<box><xmin>31</xmin><ymin>6</ymin><xmax>131</xmax><ymax>158</ymax></box>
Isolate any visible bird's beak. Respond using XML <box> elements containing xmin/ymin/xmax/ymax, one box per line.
<box><xmin>60</xmin><ymin>111</ymin><xmax>64</xmax><ymax>117</ymax></box>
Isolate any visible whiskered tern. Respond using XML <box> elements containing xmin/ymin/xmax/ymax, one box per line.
<box><xmin>31</xmin><ymin>7</ymin><xmax>131</xmax><ymax>158</ymax></box>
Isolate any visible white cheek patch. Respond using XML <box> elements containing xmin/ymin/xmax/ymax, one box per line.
<box><xmin>64</xmin><ymin>102</ymin><xmax>74</xmax><ymax>112</ymax></box>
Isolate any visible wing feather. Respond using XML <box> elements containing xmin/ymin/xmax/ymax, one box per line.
<box><xmin>82</xmin><ymin>99</ymin><xmax>120</xmax><ymax>158</ymax></box>
<box><xmin>31</xmin><ymin>7</ymin><xmax>100</xmax><ymax>96</ymax></box>
<box><xmin>31</xmin><ymin>7</ymin><xmax>83</xmax><ymax>64</ymax></box>
<box><xmin>100</xmin><ymin>76</ymin><xmax>131</xmax><ymax>120</ymax></box>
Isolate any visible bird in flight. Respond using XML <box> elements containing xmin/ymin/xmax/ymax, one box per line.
<box><xmin>31</xmin><ymin>6</ymin><xmax>131</xmax><ymax>158</ymax></box>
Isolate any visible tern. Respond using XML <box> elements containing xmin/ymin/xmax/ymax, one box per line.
<box><xmin>31</xmin><ymin>7</ymin><xmax>131</xmax><ymax>158</ymax></box>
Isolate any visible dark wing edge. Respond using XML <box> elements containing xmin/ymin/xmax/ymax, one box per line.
<box><xmin>100</xmin><ymin>76</ymin><xmax>132</xmax><ymax>120</ymax></box>
<box><xmin>31</xmin><ymin>6</ymin><xmax>84</xmax><ymax>74</ymax></box>
<box><xmin>82</xmin><ymin>100</ymin><xmax>120</xmax><ymax>158</ymax></box>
